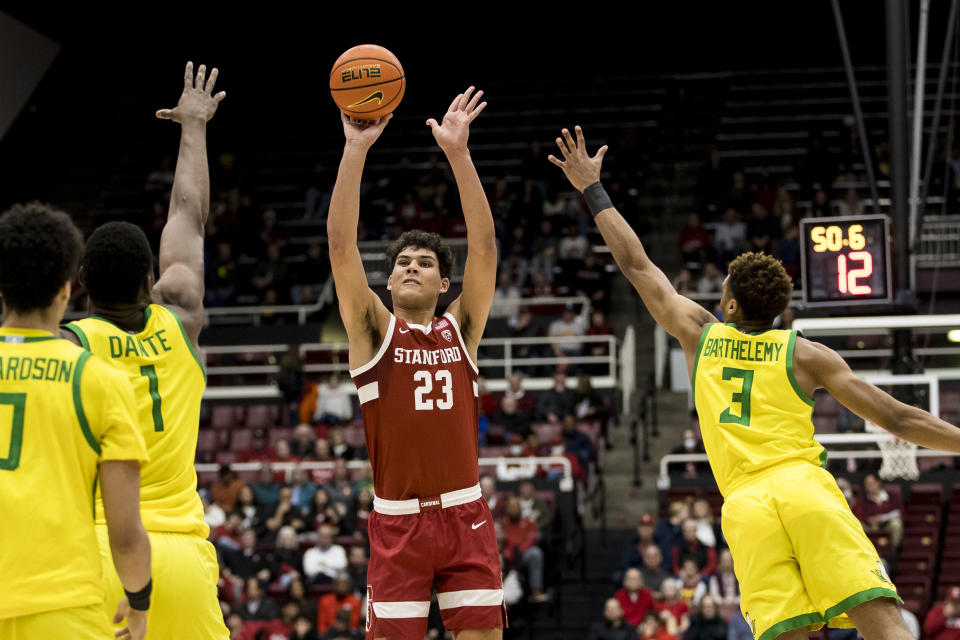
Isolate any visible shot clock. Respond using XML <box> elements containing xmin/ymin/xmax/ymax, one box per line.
<box><xmin>799</xmin><ymin>215</ymin><xmax>893</xmax><ymax>307</ymax></box>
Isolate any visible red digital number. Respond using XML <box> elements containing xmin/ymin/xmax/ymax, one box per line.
<box><xmin>837</xmin><ymin>251</ymin><xmax>873</xmax><ymax>295</ymax></box>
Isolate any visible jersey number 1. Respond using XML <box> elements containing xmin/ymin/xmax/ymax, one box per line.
<box><xmin>718</xmin><ymin>367</ymin><xmax>753</xmax><ymax>426</ymax></box>
<box><xmin>414</xmin><ymin>370</ymin><xmax>453</xmax><ymax>410</ymax></box>
<box><xmin>140</xmin><ymin>365</ymin><xmax>164</xmax><ymax>432</ymax></box>
<box><xmin>0</xmin><ymin>393</ymin><xmax>26</xmax><ymax>471</ymax></box>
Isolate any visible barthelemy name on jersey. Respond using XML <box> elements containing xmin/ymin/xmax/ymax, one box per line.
<box><xmin>107</xmin><ymin>330</ymin><xmax>174</xmax><ymax>360</ymax></box>
<box><xmin>393</xmin><ymin>346</ymin><xmax>463</xmax><ymax>366</ymax></box>
<box><xmin>701</xmin><ymin>337</ymin><xmax>784</xmax><ymax>363</ymax></box>
<box><xmin>0</xmin><ymin>355</ymin><xmax>74</xmax><ymax>382</ymax></box>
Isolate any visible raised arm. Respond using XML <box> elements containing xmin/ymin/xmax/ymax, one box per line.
<box><xmin>797</xmin><ymin>338</ymin><xmax>960</xmax><ymax>452</ymax></box>
<box><xmin>429</xmin><ymin>87</ymin><xmax>496</xmax><ymax>356</ymax></box>
<box><xmin>327</xmin><ymin>114</ymin><xmax>392</xmax><ymax>369</ymax></box>
<box><xmin>152</xmin><ymin>61</ymin><xmax>226</xmax><ymax>344</ymax></box>
<box><xmin>548</xmin><ymin>126</ymin><xmax>715</xmax><ymax>358</ymax></box>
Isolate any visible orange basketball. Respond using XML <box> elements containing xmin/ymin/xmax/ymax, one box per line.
<box><xmin>330</xmin><ymin>44</ymin><xmax>405</xmax><ymax>120</ymax></box>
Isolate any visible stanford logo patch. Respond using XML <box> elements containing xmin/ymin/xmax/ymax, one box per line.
<box><xmin>442</xmin><ymin>329</ymin><xmax>453</xmax><ymax>342</ymax></box>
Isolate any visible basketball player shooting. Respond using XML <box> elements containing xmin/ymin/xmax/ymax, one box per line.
<box><xmin>549</xmin><ymin>126</ymin><xmax>960</xmax><ymax>640</ymax></box>
<box><xmin>327</xmin><ymin>88</ymin><xmax>505</xmax><ymax>639</ymax></box>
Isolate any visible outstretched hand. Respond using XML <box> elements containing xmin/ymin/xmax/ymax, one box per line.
<box><xmin>340</xmin><ymin>112</ymin><xmax>392</xmax><ymax>150</ymax></box>
<box><xmin>548</xmin><ymin>126</ymin><xmax>608</xmax><ymax>192</ymax></box>
<box><xmin>426</xmin><ymin>86</ymin><xmax>487</xmax><ymax>154</ymax></box>
<box><xmin>156</xmin><ymin>61</ymin><xmax>226</xmax><ymax>124</ymax></box>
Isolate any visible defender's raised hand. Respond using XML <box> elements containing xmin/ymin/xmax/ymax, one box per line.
<box><xmin>156</xmin><ymin>61</ymin><xmax>226</xmax><ymax>123</ymax></box>
<box><xmin>548</xmin><ymin>125</ymin><xmax>608</xmax><ymax>192</ymax></box>
<box><xmin>427</xmin><ymin>86</ymin><xmax>487</xmax><ymax>154</ymax></box>
<box><xmin>341</xmin><ymin>112</ymin><xmax>392</xmax><ymax>150</ymax></box>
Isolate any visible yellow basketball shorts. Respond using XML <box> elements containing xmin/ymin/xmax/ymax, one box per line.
<box><xmin>0</xmin><ymin>604</ymin><xmax>112</xmax><ymax>639</ymax></box>
<box><xmin>95</xmin><ymin>525</ymin><xmax>228</xmax><ymax>640</ymax></box>
<box><xmin>721</xmin><ymin>462</ymin><xmax>900</xmax><ymax>640</ymax></box>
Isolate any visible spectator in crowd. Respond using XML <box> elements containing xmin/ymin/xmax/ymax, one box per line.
<box><xmin>522</xmin><ymin>431</ymin><xmax>546</xmax><ymax>458</ymax></box>
<box><xmin>239</xmin><ymin>577</ymin><xmax>279</xmax><ymax>621</ymax></box>
<box><xmin>214</xmin><ymin>511</ymin><xmax>245</xmax><ymax>552</ymax></box>
<box><xmin>575</xmin><ymin>254</ymin><xmax>610</xmax><ymax>313</ymax></box>
<box><xmin>287</xmin><ymin>578</ymin><xmax>318</xmax><ymax>627</ymax></box>
<box><xmin>491</xmin><ymin>271</ymin><xmax>523</xmax><ymax>322</ymax></box>
<box><xmin>212</xmin><ymin>464</ymin><xmax>245</xmax><ymax>512</ymax></box>
<box><xmin>303</xmin><ymin>524</ymin><xmax>348</xmax><ymax>585</ymax></box>
<box><xmin>924</xmin><ymin>586</ymin><xmax>960</xmax><ymax>640</ymax></box>
<box><xmin>708</xmin><ymin>550</ymin><xmax>740</xmax><ymax>621</ymax></box>
<box><xmin>588</xmin><ymin>598</ymin><xmax>636</xmax><ymax>640</ymax></box>
<box><xmin>323</xmin><ymin>459</ymin><xmax>356</xmax><ymax>510</ymax></box>
<box><xmin>268</xmin><ymin>601</ymin><xmax>301</xmax><ymax>638</ymax></box>
<box><xmin>538</xmin><ymin>371</ymin><xmax>578</xmax><ymax>423</ymax></box>
<box><xmin>549</xmin><ymin>304</ymin><xmax>587</xmax><ymax>362</ymax></box>
<box><xmin>239</xmin><ymin>428</ymin><xmax>274</xmax><ymax>463</ymax></box>
<box><xmin>691</xmin><ymin>498</ymin><xmax>723</xmax><ymax>549</ymax></box>
<box><xmin>317</xmin><ymin>574</ymin><xmax>362</xmax><ymax>633</ymax></box>
<box><xmin>772</xmin><ymin>186</ymin><xmax>798</xmax><ymax>231</ymax></box>
<box><xmin>502</xmin><ymin>495</ymin><xmax>549</xmax><ymax>602</ymax></box>
<box><xmin>341</xmin><ymin>487</ymin><xmax>372</xmax><ymax>537</ymax></box>
<box><xmin>251</xmin><ymin>462</ymin><xmax>282</xmax><ymax>509</ymax></box>
<box><xmin>670</xmin><ymin>430</ymin><xmax>708</xmax><ymax>476</ymax></box>
<box><xmin>684</xmin><ymin>595</ymin><xmax>727</xmax><ymax>640</ymax></box>
<box><xmin>678</xmin><ymin>212</ymin><xmax>712</xmax><ymax>270</ymax></box>
<box><xmin>236</xmin><ymin>485</ymin><xmax>267</xmax><ymax>536</ymax></box>
<box><xmin>225</xmin><ymin>612</ymin><xmax>244</xmax><ymax>639</ymax></box>
<box><xmin>657</xmin><ymin>579</ymin><xmax>691</xmax><ymax>633</ymax></box>
<box><xmin>672</xmin><ymin>519</ymin><xmax>717</xmax><ymax>576</ymax></box>
<box><xmin>208</xmin><ymin>242</ymin><xmax>238</xmax><ymax>305</ymax></box>
<box><xmin>328</xmin><ymin>427</ymin><xmax>357</xmax><ymax>461</ymax></box>
<box><xmin>224</xmin><ymin>528</ymin><xmax>272</xmax><ymax>583</ymax></box>
<box><xmin>272</xmin><ymin>439</ymin><xmax>298</xmax><ymax>464</ymax></box>
<box><xmin>615</xmin><ymin>568</ymin><xmax>655</xmax><ymax>626</ymax></box>
<box><xmin>346</xmin><ymin>545</ymin><xmax>368</xmax><ymax>595</ymax></box>
<box><xmin>562</xmin><ymin>413</ymin><xmax>595</xmax><ymax>472</ymax></box>
<box><xmin>518</xmin><ymin>479</ymin><xmax>552</xmax><ymax>529</ymax></box>
<box><xmin>321</xmin><ymin>608</ymin><xmax>363</xmax><ymax>640</ymax></box>
<box><xmin>203</xmin><ymin>490</ymin><xmax>227</xmax><ymax>530</ymax></box>
<box><xmin>727</xmin><ymin>610</ymin><xmax>753</xmax><ymax>640</ymax></box>
<box><xmin>289</xmin><ymin>467</ymin><xmax>319</xmax><ymax>512</ymax></box>
<box><xmin>291</xmin><ymin>423</ymin><xmax>317</xmax><ymax>459</ymax></box>
<box><xmin>860</xmin><ymin>473</ymin><xmax>904</xmax><ymax>549</ymax></box>
<box><xmin>839</xmin><ymin>187</ymin><xmax>864</xmax><ymax>216</ymax></box>
<box><xmin>481</xmin><ymin>475</ymin><xmax>506</xmax><ymax>520</ymax></box>
<box><xmin>504</xmin><ymin>373</ymin><xmax>538</xmax><ymax>416</ymax></box>
<box><xmin>276</xmin><ymin>345</ymin><xmax>305</xmax><ymax>422</ymax></box>
<box><xmin>313</xmin><ymin>373</ymin><xmax>354</xmax><ymax>426</ymax></box>
<box><xmin>508</xmin><ymin>308</ymin><xmax>544</xmax><ymax>376</ymax></box>
<box><xmin>546</xmin><ymin>434</ymin><xmax>586</xmax><ymax>481</ymax></box>
<box><xmin>476</xmin><ymin>375</ymin><xmax>498</xmax><ymax>419</ymax></box>
<box><xmin>776</xmin><ymin>223</ymin><xmax>801</xmax><ymax>282</ymax></box>
<box><xmin>291</xmin><ymin>614</ymin><xmax>322</xmax><ymax>640</ymax></box>
<box><xmin>308</xmin><ymin>488</ymin><xmax>340</xmax><ymax>532</ymax></box>
<box><xmin>584</xmin><ymin>311</ymin><xmax>614</xmax><ymax>368</ymax></box>
<box><xmin>836</xmin><ymin>477</ymin><xmax>863</xmax><ymax>519</ymax></box>
<box><xmin>678</xmin><ymin>557</ymin><xmax>708</xmax><ymax>606</ymax></box>
<box><xmin>714</xmin><ymin>208</ymin><xmax>746</xmax><ymax>268</ymax></box>
<box><xmin>672</xmin><ymin>269</ymin><xmax>696</xmax><ymax>295</ymax></box>
<box><xmin>641</xmin><ymin>545</ymin><xmax>670</xmax><ymax>598</ymax></box>
<box><xmin>641</xmin><ymin>610</ymin><xmax>679</xmax><ymax>640</ymax></box>
<box><xmin>697</xmin><ymin>263</ymin><xmax>724</xmax><ymax>296</ymax></box>
<box><xmin>656</xmin><ymin>501</ymin><xmax>691</xmax><ymax>572</ymax></box>
<box><xmin>271</xmin><ymin>525</ymin><xmax>304</xmax><ymax>587</ymax></box>
<box><xmin>491</xmin><ymin>394</ymin><xmax>533</xmax><ymax>441</ymax></box>
<box><xmin>808</xmin><ymin>188</ymin><xmax>833</xmax><ymax>217</ymax></box>
<box><xmin>746</xmin><ymin>203</ymin><xmax>780</xmax><ymax>255</ymax></box>
<box><xmin>622</xmin><ymin>514</ymin><xmax>658</xmax><ymax>574</ymax></box>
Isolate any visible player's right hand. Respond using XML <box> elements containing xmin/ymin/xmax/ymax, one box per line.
<box><xmin>341</xmin><ymin>112</ymin><xmax>392</xmax><ymax>149</ymax></box>
<box><xmin>156</xmin><ymin>61</ymin><xmax>226</xmax><ymax>124</ymax></box>
<box><xmin>113</xmin><ymin>597</ymin><xmax>147</xmax><ymax>640</ymax></box>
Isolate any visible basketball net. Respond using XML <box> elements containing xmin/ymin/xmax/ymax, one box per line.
<box><xmin>877</xmin><ymin>436</ymin><xmax>920</xmax><ymax>481</ymax></box>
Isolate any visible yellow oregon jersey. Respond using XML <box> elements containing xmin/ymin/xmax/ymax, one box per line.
<box><xmin>0</xmin><ymin>328</ymin><xmax>146</xmax><ymax>619</ymax></box>
<box><xmin>67</xmin><ymin>304</ymin><xmax>208</xmax><ymax>537</ymax></box>
<box><xmin>692</xmin><ymin>322</ymin><xmax>825</xmax><ymax>497</ymax></box>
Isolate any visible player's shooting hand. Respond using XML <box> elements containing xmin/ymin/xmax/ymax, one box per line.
<box><xmin>426</xmin><ymin>86</ymin><xmax>487</xmax><ymax>154</ymax></box>
<box><xmin>341</xmin><ymin>112</ymin><xmax>392</xmax><ymax>150</ymax></box>
<box><xmin>156</xmin><ymin>61</ymin><xmax>226</xmax><ymax>124</ymax></box>
<box><xmin>113</xmin><ymin>597</ymin><xmax>147</xmax><ymax>640</ymax></box>
<box><xmin>548</xmin><ymin>126</ymin><xmax>608</xmax><ymax>193</ymax></box>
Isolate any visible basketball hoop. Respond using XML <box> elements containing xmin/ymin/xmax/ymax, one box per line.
<box><xmin>877</xmin><ymin>436</ymin><xmax>920</xmax><ymax>481</ymax></box>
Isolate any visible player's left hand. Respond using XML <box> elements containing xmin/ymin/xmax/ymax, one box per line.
<box><xmin>156</xmin><ymin>61</ymin><xmax>226</xmax><ymax>124</ymax></box>
<box><xmin>548</xmin><ymin>126</ymin><xmax>608</xmax><ymax>193</ymax></box>
<box><xmin>427</xmin><ymin>86</ymin><xmax>487</xmax><ymax>154</ymax></box>
<box><xmin>113</xmin><ymin>597</ymin><xmax>147</xmax><ymax>640</ymax></box>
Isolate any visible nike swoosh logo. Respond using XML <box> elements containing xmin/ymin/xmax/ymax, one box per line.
<box><xmin>472</xmin><ymin>520</ymin><xmax>487</xmax><ymax>530</ymax></box>
<box><xmin>348</xmin><ymin>91</ymin><xmax>384</xmax><ymax>108</ymax></box>
<box><xmin>399</xmin><ymin>328</ymin><xmax>410</xmax><ymax>334</ymax></box>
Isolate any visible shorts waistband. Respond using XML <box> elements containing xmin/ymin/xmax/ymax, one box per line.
<box><xmin>373</xmin><ymin>483</ymin><xmax>482</xmax><ymax>515</ymax></box>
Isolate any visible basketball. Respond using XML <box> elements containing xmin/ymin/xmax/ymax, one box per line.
<box><xmin>330</xmin><ymin>44</ymin><xmax>405</xmax><ymax>120</ymax></box>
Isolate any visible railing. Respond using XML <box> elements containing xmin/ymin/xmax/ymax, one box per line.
<box><xmin>917</xmin><ymin>215</ymin><xmax>960</xmax><ymax>267</ymax></box>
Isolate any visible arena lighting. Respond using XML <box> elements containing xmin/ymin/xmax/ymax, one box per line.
<box><xmin>947</xmin><ymin>330</ymin><xmax>960</xmax><ymax>343</ymax></box>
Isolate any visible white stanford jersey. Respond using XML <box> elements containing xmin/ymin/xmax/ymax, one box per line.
<box><xmin>350</xmin><ymin>312</ymin><xmax>480</xmax><ymax>501</ymax></box>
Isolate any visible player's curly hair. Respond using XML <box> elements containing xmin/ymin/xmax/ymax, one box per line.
<box><xmin>0</xmin><ymin>202</ymin><xmax>83</xmax><ymax>313</ymax></box>
<box><xmin>82</xmin><ymin>221</ymin><xmax>154</xmax><ymax>305</ymax></box>
<box><xmin>727</xmin><ymin>252</ymin><xmax>794</xmax><ymax>325</ymax></box>
<box><xmin>386</xmin><ymin>229</ymin><xmax>456</xmax><ymax>279</ymax></box>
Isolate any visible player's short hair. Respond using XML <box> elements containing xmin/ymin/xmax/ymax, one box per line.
<box><xmin>727</xmin><ymin>252</ymin><xmax>794</xmax><ymax>325</ymax></box>
<box><xmin>82</xmin><ymin>221</ymin><xmax>153</xmax><ymax>304</ymax></box>
<box><xmin>0</xmin><ymin>202</ymin><xmax>83</xmax><ymax>313</ymax></box>
<box><xmin>386</xmin><ymin>229</ymin><xmax>455</xmax><ymax>279</ymax></box>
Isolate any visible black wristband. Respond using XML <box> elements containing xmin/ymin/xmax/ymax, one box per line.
<box><xmin>124</xmin><ymin>578</ymin><xmax>152</xmax><ymax>611</ymax></box>
<box><xmin>583</xmin><ymin>181</ymin><xmax>613</xmax><ymax>217</ymax></box>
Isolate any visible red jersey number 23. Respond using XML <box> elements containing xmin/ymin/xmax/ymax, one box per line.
<box><xmin>413</xmin><ymin>370</ymin><xmax>454</xmax><ymax>410</ymax></box>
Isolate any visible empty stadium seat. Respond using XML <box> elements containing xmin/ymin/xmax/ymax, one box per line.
<box><xmin>229</xmin><ymin>428</ymin><xmax>253</xmax><ymax>452</ymax></box>
<box><xmin>196</xmin><ymin>430</ymin><xmax>218</xmax><ymax>456</ymax></box>
<box><xmin>245</xmin><ymin>404</ymin><xmax>279</xmax><ymax>429</ymax></box>
<box><xmin>211</xmin><ymin>404</ymin><xmax>244</xmax><ymax>429</ymax></box>
<box><xmin>268</xmin><ymin>428</ymin><xmax>293</xmax><ymax>446</ymax></box>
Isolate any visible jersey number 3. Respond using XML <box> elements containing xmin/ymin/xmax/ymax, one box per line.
<box><xmin>0</xmin><ymin>393</ymin><xmax>26</xmax><ymax>471</ymax></box>
<box><xmin>413</xmin><ymin>370</ymin><xmax>453</xmax><ymax>411</ymax></box>
<box><xmin>719</xmin><ymin>367</ymin><xmax>753</xmax><ymax>426</ymax></box>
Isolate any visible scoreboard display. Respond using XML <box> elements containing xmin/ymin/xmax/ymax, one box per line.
<box><xmin>799</xmin><ymin>215</ymin><xmax>892</xmax><ymax>307</ymax></box>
